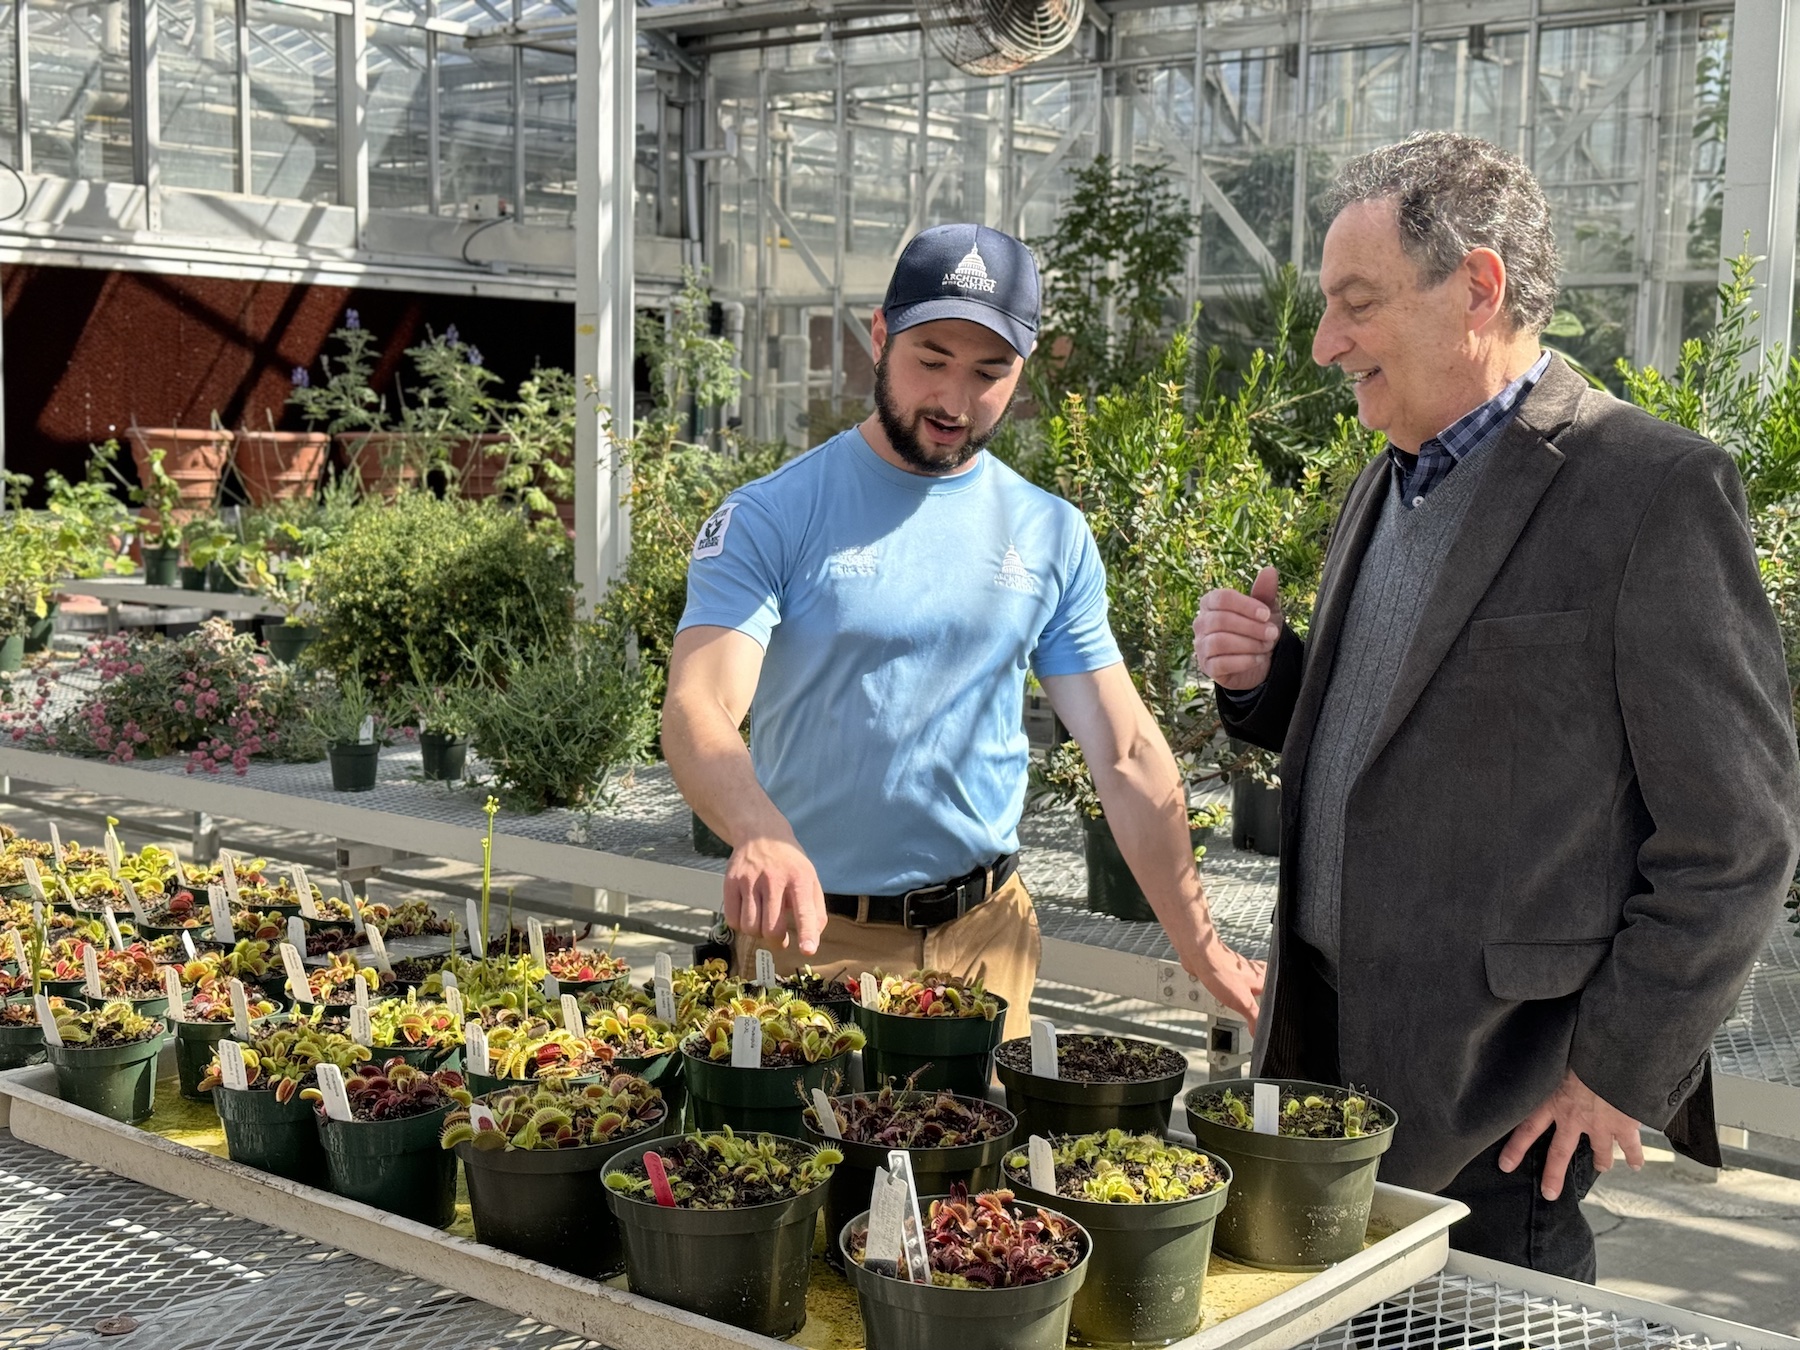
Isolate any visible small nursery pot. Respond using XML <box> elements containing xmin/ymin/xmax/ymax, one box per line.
<box><xmin>0</xmin><ymin>997</ymin><xmax>89</xmax><ymax>1071</ymax></box>
<box><xmin>417</xmin><ymin>731</ymin><xmax>468</xmax><ymax>781</ymax></box>
<box><xmin>178</xmin><ymin>564</ymin><xmax>207</xmax><ymax>591</ymax></box>
<box><xmin>1008</xmin><ymin>1156</ymin><xmax>1232</xmax><ymax>1347</ymax></box>
<box><xmin>854</xmin><ymin>995</ymin><xmax>1009</xmax><ymax>1097</ymax></box>
<box><xmin>604</xmin><ymin>1134</ymin><xmax>831</xmax><ymax>1339</ymax></box>
<box><xmin>680</xmin><ymin>1047</ymin><xmax>850</xmax><ymax>1138</ymax></box>
<box><xmin>610</xmin><ymin>1048</ymin><xmax>685</xmax><ymax>1126</ymax></box>
<box><xmin>141</xmin><ymin>545</ymin><xmax>180</xmax><ymax>587</ymax></box>
<box><xmin>327</xmin><ymin>742</ymin><xmax>380</xmax><ymax>792</ymax></box>
<box><xmin>215</xmin><ymin>1084</ymin><xmax>330</xmax><ymax>1186</ymax></box>
<box><xmin>1081</xmin><ymin>812</ymin><xmax>1211</xmax><ymax>922</ymax></box>
<box><xmin>804</xmin><ymin>1092</ymin><xmax>1016</xmax><ymax>1273</ymax></box>
<box><xmin>262</xmin><ymin>621</ymin><xmax>321</xmax><ymax>665</ymax></box>
<box><xmin>23</xmin><ymin>603</ymin><xmax>57</xmax><ymax>654</ymax></box>
<box><xmin>318</xmin><ymin>1102</ymin><xmax>458</xmax><ymax>1227</ymax></box>
<box><xmin>136</xmin><ymin>919</ymin><xmax>214</xmax><ymax>943</ymax></box>
<box><xmin>994</xmin><ymin>1035</ymin><xmax>1188</xmax><ymax>1140</ymax></box>
<box><xmin>840</xmin><ymin>1196</ymin><xmax>1091</xmax><ymax>1350</ymax></box>
<box><xmin>173</xmin><ymin>1015</ymin><xmax>281</xmax><ymax>1099</ymax></box>
<box><xmin>44</xmin><ymin>1026</ymin><xmax>168</xmax><ymax>1124</ymax></box>
<box><xmin>465</xmin><ymin>1068</ymin><xmax>606</xmax><ymax>1099</ymax></box>
<box><xmin>1184</xmin><ymin>1079</ymin><xmax>1396</xmax><ymax>1271</ymax></box>
<box><xmin>204</xmin><ymin>562</ymin><xmax>240</xmax><ymax>593</ymax></box>
<box><xmin>458</xmin><ymin>1102</ymin><xmax>670</xmax><ymax>1278</ymax></box>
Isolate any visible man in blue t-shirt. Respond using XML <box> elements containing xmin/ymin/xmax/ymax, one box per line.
<box><xmin>663</xmin><ymin>223</ymin><xmax>1263</xmax><ymax>1040</ymax></box>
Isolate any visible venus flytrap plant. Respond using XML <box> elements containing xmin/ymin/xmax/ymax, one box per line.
<box><xmin>849</xmin><ymin>1183</ymin><xmax>1084</xmax><ymax>1288</ymax></box>
<box><xmin>868</xmin><ymin>971</ymin><xmax>1001</xmax><ymax>1021</ymax></box>
<box><xmin>439</xmin><ymin>1074</ymin><xmax>664</xmax><ymax>1151</ymax></box>
<box><xmin>1004</xmin><ymin>1130</ymin><xmax>1225</xmax><ymax>1204</ymax></box>
<box><xmin>603</xmin><ymin>1128</ymin><xmax>841</xmax><ymax>1209</ymax></box>
<box><xmin>1195</xmin><ymin>1087</ymin><xmax>1379</xmax><ymax>1138</ymax></box>
<box><xmin>686</xmin><ymin>993</ymin><xmax>864</xmax><ymax>1067</ymax></box>
<box><xmin>301</xmin><ymin>1059</ymin><xmax>467</xmax><ymax>1121</ymax></box>
<box><xmin>198</xmin><ymin>1023</ymin><xmax>370</xmax><ymax>1101</ymax></box>
<box><xmin>53</xmin><ymin>999</ymin><xmax>161</xmax><ymax>1048</ymax></box>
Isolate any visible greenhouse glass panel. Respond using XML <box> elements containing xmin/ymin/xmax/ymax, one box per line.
<box><xmin>1198</xmin><ymin>47</ymin><xmax>1301</xmax><ymax>275</ymax></box>
<box><xmin>847</xmin><ymin>67</ymin><xmax>923</xmax><ymax>259</ymax></box>
<box><xmin>1304</xmin><ymin>42</ymin><xmax>1407</xmax><ymax>267</ymax></box>
<box><xmin>157</xmin><ymin>0</ymin><xmax>237</xmax><ymax>192</ymax></box>
<box><xmin>767</xmin><ymin>67</ymin><xmax>839</xmax><ymax>263</ymax></box>
<box><xmin>1011</xmin><ymin>71</ymin><xmax>1101</xmax><ymax>245</ymax></box>
<box><xmin>1553</xmin><ymin>284</ymin><xmax>1636</xmax><ymax>390</ymax></box>
<box><xmin>27</xmin><ymin>0</ymin><xmax>133</xmax><ymax>183</ymax></box>
<box><xmin>637</xmin><ymin>67</ymin><xmax>682</xmax><ymax>239</ymax></box>
<box><xmin>1659</xmin><ymin>10</ymin><xmax>1730</xmax><ymax>270</ymax></box>
<box><xmin>0</xmin><ymin>3</ymin><xmax>20</xmax><ymax>168</ymax></box>
<box><xmin>438</xmin><ymin>40</ymin><xmax>511</xmax><ymax>215</ymax></box>
<box><xmin>1117</xmin><ymin>4</ymin><xmax>1197</xmax><ymax>62</ymax></box>
<box><xmin>522</xmin><ymin>45</ymin><xmax>576</xmax><ymax>224</ymax></box>
<box><xmin>708</xmin><ymin>59</ymin><xmax>761</xmax><ymax>296</ymax></box>
<box><xmin>922</xmin><ymin>67</ymin><xmax>1004</xmax><ymax>230</ymax></box>
<box><xmin>1416</xmin><ymin>29</ymin><xmax>1528</xmax><ymax>156</ymax></box>
<box><xmin>246</xmin><ymin>0</ymin><xmax>336</xmax><ymax>202</ymax></box>
<box><xmin>368</xmin><ymin>22</ymin><xmax>431</xmax><ymax>213</ymax></box>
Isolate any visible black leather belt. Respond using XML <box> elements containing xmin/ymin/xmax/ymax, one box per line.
<box><xmin>823</xmin><ymin>852</ymin><xmax>1020</xmax><ymax>929</ymax></box>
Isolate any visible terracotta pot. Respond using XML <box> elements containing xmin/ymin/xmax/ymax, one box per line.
<box><xmin>449</xmin><ymin>434</ymin><xmax>512</xmax><ymax>499</ymax></box>
<box><xmin>335</xmin><ymin>432</ymin><xmax>420</xmax><ymax>500</ymax></box>
<box><xmin>128</xmin><ymin>428</ymin><xmax>231</xmax><ymax>512</ymax></box>
<box><xmin>234</xmin><ymin>431</ymin><xmax>330</xmax><ymax>504</ymax></box>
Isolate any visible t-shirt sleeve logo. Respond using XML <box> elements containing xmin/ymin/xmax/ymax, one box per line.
<box><xmin>692</xmin><ymin>502</ymin><xmax>738</xmax><ymax>560</ymax></box>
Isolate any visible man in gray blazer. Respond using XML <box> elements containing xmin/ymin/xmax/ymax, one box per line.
<box><xmin>1194</xmin><ymin>131</ymin><xmax>1800</xmax><ymax>1279</ymax></box>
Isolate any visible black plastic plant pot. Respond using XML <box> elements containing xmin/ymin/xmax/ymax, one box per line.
<box><xmin>205</xmin><ymin>562</ymin><xmax>240</xmax><ymax>593</ymax></box>
<box><xmin>458</xmin><ymin>1104</ymin><xmax>670</xmax><ymax>1278</ymax></box>
<box><xmin>681</xmin><ymin>1048</ymin><xmax>850</xmax><ymax>1138</ymax></box>
<box><xmin>44</xmin><ymin>1029</ymin><xmax>167</xmax><ymax>1124</ymax></box>
<box><xmin>318</xmin><ymin>1103</ymin><xmax>458</xmax><ymax>1227</ymax></box>
<box><xmin>173</xmin><ymin>1019</ymin><xmax>238</xmax><ymax>1100</ymax></box>
<box><xmin>690</xmin><ymin>810</ymin><xmax>733</xmax><ymax>858</ymax></box>
<box><xmin>42</xmin><ymin>978</ymin><xmax>86</xmax><ymax>1000</ymax></box>
<box><xmin>23</xmin><ymin>603</ymin><xmax>57</xmax><ymax>654</ymax></box>
<box><xmin>0</xmin><ymin>1019</ymin><xmax>47</xmax><ymax>1070</ymax></box>
<box><xmin>611</xmin><ymin>1049</ymin><xmax>685</xmax><ymax>1127</ymax></box>
<box><xmin>1080</xmin><ymin>813</ymin><xmax>1215</xmax><ymax>922</ymax></box>
<box><xmin>803</xmin><ymin>1093</ymin><xmax>1016</xmax><ymax>1273</ymax></box>
<box><xmin>215</xmin><ymin>1084</ymin><xmax>331</xmax><ymax>1186</ymax></box>
<box><xmin>994</xmin><ymin>1037</ymin><xmax>1188</xmax><ymax>1140</ymax></box>
<box><xmin>178</xmin><ymin>564</ymin><xmax>206</xmax><ymax>591</ymax></box>
<box><xmin>137</xmin><ymin>920</ymin><xmax>213</xmax><ymax>943</ymax></box>
<box><xmin>840</xmin><ymin>1198</ymin><xmax>1092</xmax><ymax>1350</ymax></box>
<box><xmin>328</xmin><ymin>742</ymin><xmax>380</xmax><ymax>792</ymax></box>
<box><xmin>1230</xmin><ymin>774</ymin><xmax>1282</xmax><ymax>857</ymax></box>
<box><xmin>373</xmin><ymin>1041</ymin><xmax>456</xmax><ymax>1071</ymax></box>
<box><xmin>603</xmin><ymin>1134</ymin><xmax>831</xmax><ymax>1339</ymax></box>
<box><xmin>417</xmin><ymin>730</ymin><xmax>468</xmax><ymax>781</ymax></box>
<box><xmin>854</xmin><ymin>996</ymin><xmax>1009</xmax><ymax>1097</ymax></box>
<box><xmin>554</xmin><ymin>974</ymin><xmax>630</xmax><ymax>1000</ymax></box>
<box><xmin>465</xmin><ymin>1069</ymin><xmax>605</xmax><ymax>1098</ymax></box>
<box><xmin>1008</xmin><ymin>1157</ymin><xmax>1231</xmax><ymax>1348</ymax></box>
<box><xmin>1184</xmin><ymin>1079</ymin><xmax>1397</xmax><ymax>1271</ymax></box>
<box><xmin>141</xmin><ymin>546</ymin><xmax>180</xmax><ymax>587</ymax></box>
<box><xmin>262</xmin><ymin>621</ymin><xmax>321</xmax><ymax>665</ymax></box>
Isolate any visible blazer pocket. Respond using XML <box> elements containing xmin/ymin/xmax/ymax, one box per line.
<box><xmin>1468</xmin><ymin>608</ymin><xmax>1590</xmax><ymax>651</ymax></box>
<box><xmin>1484</xmin><ymin>938</ymin><xmax>1613</xmax><ymax>1002</ymax></box>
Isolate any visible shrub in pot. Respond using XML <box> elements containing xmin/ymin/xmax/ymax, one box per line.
<box><xmin>172</xmin><ymin>979</ymin><xmax>280</xmax><ymax>1099</ymax></box>
<box><xmin>443</xmin><ymin>1073</ymin><xmax>667</xmax><ymax>1277</ymax></box>
<box><xmin>305</xmin><ymin>1059</ymin><xmax>468</xmax><ymax>1226</ymax></box>
<box><xmin>1080</xmin><ymin>804</ymin><xmax>1226</xmax><ymax>922</ymax></box>
<box><xmin>604</xmin><ymin>1129</ymin><xmax>840</xmax><ymax>1337</ymax></box>
<box><xmin>682</xmin><ymin>992</ymin><xmax>864</xmax><ymax>1137</ymax></box>
<box><xmin>804</xmin><ymin>1075</ymin><xmax>1016</xmax><ymax>1271</ymax></box>
<box><xmin>200</xmin><ymin>1023</ymin><xmax>369</xmax><ymax>1184</ymax></box>
<box><xmin>1185</xmin><ymin>1079</ymin><xmax>1397</xmax><ymax>1271</ymax></box>
<box><xmin>854</xmin><ymin>971</ymin><xmax>1007</xmax><ymax>1097</ymax></box>
<box><xmin>994</xmin><ymin>1033</ymin><xmax>1188</xmax><ymax>1139</ymax></box>
<box><xmin>843</xmin><ymin>1184</ymin><xmax>1090</xmax><ymax>1350</ymax></box>
<box><xmin>307</xmin><ymin>677</ymin><xmax>386</xmax><ymax>792</ymax></box>
<box><xmin>44</xmin><ymin>999</ymin><xmax>169</xmax><ymax>1123</ymax></box>
<box><xmin>1003</xmin><ymin>1130</ymin><xmax>1230</xmax><ymax>1346</ymax></box>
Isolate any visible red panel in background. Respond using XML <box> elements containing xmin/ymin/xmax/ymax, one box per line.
<box><xmin>0</xmin><ymin>263</ymin><xmax>574</xmax><ymax>502</ymax></box>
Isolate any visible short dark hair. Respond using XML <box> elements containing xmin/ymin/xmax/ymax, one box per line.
<box><xmin>1324</xmin><ymin>131</ymin><xmax>1559</xmax><ymax>334</ymax></box>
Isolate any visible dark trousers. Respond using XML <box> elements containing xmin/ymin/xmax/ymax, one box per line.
<box><xmin>1288</xmin><ymin>940</ymin><xmax>1599</xmax><ymax>1281</ymax></box>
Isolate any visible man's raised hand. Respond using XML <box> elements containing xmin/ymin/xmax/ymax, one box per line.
<box><xmin>1195</xmin><ymin>566</ymin><xmax>1283</xmax><ymax>691</ymax></box>
<box><xmin>723</xmin><ymin>835</ymin><xmax>827</xmax><ymax>957</ymax></box>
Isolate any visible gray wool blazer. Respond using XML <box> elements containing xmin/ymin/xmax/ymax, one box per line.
<box><xmin>1220</xmin><ymin>354</ymin><xmax>1800</xmax><ymax>1193</ymax></box>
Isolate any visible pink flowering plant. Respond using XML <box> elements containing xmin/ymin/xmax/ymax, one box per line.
<box><xmin>1</xmin><ymin>619</ymin><xmax>327</xmax><ymax>773</ymax></box>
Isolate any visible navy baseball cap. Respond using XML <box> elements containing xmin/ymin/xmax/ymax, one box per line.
<box><xmin>882</xmin><ymin>224</ymin><xmax>1041</xmax><ymax>358</ymax></box>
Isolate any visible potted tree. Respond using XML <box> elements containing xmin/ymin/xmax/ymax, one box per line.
<box><xmin>681</xmin><ymin>992</ymin><xmax>864</xmax><ymax>1137</ymax></box>
<box><xmin>604</xmin><ymin>1129</ymin><xmax>840</xmax><ymax>1337</ymax></box>
<box><xmin>1185</xmin><ymin>1079</ymin><xmax>1396</xmax><ymax>1270</ymax></box>
<box><xmin>993</xmin><ymin>1032</ymin><xmax>1188</xmax><ymax>1138</ymax></box>
<box><xmin>803</xmin><ymin>1075</ymin><xmax>1017</xmax><ymax>1272</ymax></box>
<box><xmin>854</xmin><ymin>971</ymin><xmax>1007</xmax><ymax>1097</ymax></box>
<box><xmin>1003</xmin><ymin>1130</ymin><xmax>1231</xmax><ymax>1346</ymax></box>
<box><xmin>172</xmin><ymin>979</ymin><xmax>281</xmax><ymax>1099</ymax></box>
<box><xmin>287</xmin><ymin>310</ymin><xmax>415</xmax><ymax>501</ymax></box>
<box><xmin>90</xmin><ymin>440</ymin><xmax>186</xmax><ymax>584</ymax></box>
<box><xmin>305</xmin><ymin>1059</ymin><xmax>467</xmax><ymax>1226</ymax></box>
<box><xmin>842</xmin><ymin>1183</ymin><xmax>1090</xmax><ymax>1350</ymax></box>
<box><xmin>200</xmin><ymin>1022</ymin><xmax>370</xmax><ymax>1183</ymax></box>
<box><xmin>44</xmin><ymin>999</ymin><xmax>169</xmax><ymax>1123</ymax></box>
<box><xmin>442</xmin><ymin>1074</ymin><xmax>668</xmax><ymax>1277</ymax></box>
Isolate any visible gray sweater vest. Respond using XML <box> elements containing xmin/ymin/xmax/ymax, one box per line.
<box><xmin>1294</xmin><ymin>441</ymin><xmax>1495</xmax><ymax>980</ymax></box>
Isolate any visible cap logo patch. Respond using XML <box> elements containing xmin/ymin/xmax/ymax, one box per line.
<box><xmin>943</xmin><ymin>245</ymin><xmax>999</xmax><ymax>294</ymax></box>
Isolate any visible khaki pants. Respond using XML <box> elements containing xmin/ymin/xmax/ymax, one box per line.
<box><xmin>733</xmin><ymin>874</ymin><xmax>1041</xmax><ymax>1045</ymax></box>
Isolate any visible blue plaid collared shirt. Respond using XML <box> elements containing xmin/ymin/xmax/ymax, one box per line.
<box><xmin>1391</xmin><ymin>351</ymin><xmax>1552</xmax><ymax>508</ymax></box>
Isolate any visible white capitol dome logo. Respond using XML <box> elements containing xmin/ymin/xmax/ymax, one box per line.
<box><xmin>943</xmin><ymin>245</ymin><xmax>999</xmax><ymax>293</ymax></box>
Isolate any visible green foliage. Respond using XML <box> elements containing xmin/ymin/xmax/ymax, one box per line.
<box><xmin>308</xmin><ymin>494</ymin><xmax>575</xmax><ymax>701</ymax></box>
<box><xmin>88</xmin><ymin>439</ymin><xmax>184</xmax><ymax>546</ymax></box>
<box><xmin>485</xmin><ymin>365</ymin><xmax>578</xmax><ymax>517</ymax></box>
<box><xmin>637</xmin><ymin>266</ymin><xmax>745</xmax><ymax>420</ymax></box>
<box><xmin>304</xmin><ymin>674</ymin><xmax>387</xmax><ymax>748</ymax></box>
<box><xmin>288</xmin><ymin>315</ymin><xmax>385</xmax><ymax>435</ymax></box>
<box><xmin>1004</xmin><ymin>1129</ymin><xmax>1225</xmax><ymax>1204</ymax></box>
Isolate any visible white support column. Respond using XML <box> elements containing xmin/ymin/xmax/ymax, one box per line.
<box><xmin>339</xmin><ymin>0</ymin><xmax>369</xmax><ymax>244</ymax></box>
<box><xmin>132</xmin><ymin>0</ymin><xmax>161</xmax><ymax>230</ymax></box>
<box><xmin>1718</xmin><ymin>0</ymin><xmax>1800</xmax><ymax>362</ymax></box>
<box><xmin>574</xmin><ymin>0</ymin><xmax>637</xmax><ymax>610</ymax></box>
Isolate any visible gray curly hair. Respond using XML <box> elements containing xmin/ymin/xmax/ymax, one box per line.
<box><xmin>1323</xmin><ymin>131</ymin><xmax>1560</xmax><ymax>334</ymax></box>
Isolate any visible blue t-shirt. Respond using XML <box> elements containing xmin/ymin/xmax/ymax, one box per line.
<box><xmin>677</xmin><ymin>427</ymin><xmax>1121</xmax><ymax>895</ymax></box>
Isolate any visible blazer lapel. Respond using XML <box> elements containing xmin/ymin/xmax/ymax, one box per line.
<box><xmin>1355</xmin><ymin>357</ymin><xmax>1587</xmax><ymax>774</ymax></box>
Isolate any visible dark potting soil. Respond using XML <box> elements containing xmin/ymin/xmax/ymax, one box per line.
<box><xmin>488</xmin><ymin>928</ymin><xmax>575</xmax><ymax>959</ymax></box>
<box><xmin>609</xmin><ymin>1135</ymin><xmax>821</xmax><ymax>1209</ymax></box>
<box><xmin>387</xmin><ymin>956</ymin><xmax>449</xmax><ymax>985</ymax></box>
<box><xmin>829</xmin><ymin>1089</ymin><xmax>1014</xmax><ymax>1148</ymax></box>
<box><xmin>1192</xmin><ymin>1087</ymin><xmax>1392</xmax><ymax>1139</ymax></box>
<box><xmin>1003</xmin><ymin>1137</ymin><xmax>1225</xmax><ymax>1203</ymax></box>
<box><xmin>594</xmin><ymin>1030</ymin><xmax>675</xmax><ymax>1057</ymax></box>
<box><xmin>306</xmin><ymin>930</ymin><xmax>370</xmax><ymax>957</ymax></box>
<box><xmin>680</xmin><ymin>1032</ymin><xmax>816</xmax><ymax>1070</ymax></box>
<box><xmin>778</xmin><ymin>971</ymin><xmax>855</xmax><ymax>1002</ymax></box>
<box><xmin>79</xmin><ymin>1026</ymin><xmax>162</xmax><ymax>1050</ymax></box>
<box><xmin>994</xmin><ymin>1034</ymin><xmax>1185</xmax><ymax>1084</ymax></box>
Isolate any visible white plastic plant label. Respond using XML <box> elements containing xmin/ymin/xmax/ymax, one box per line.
<box><xmin>654</xmin><ymin>952</ymin><xmax>673</xmax><ymax>985</ymax></box>
<box><xmin>315</xmin><ymin>1062</ymin><xmax>353</xmax><ymax>1121</ymax></box>
<box><xmin>527</xmin><ymin>918</ymin><xmax>547</xmax><ymax>968</ymax></box>
<box><xmin>21</xmin><ymin>856</ymin><xmax>44</xmax><ymax>901</ymax></box>
<box><xmin>286</xmin><ymin>916</ymin><xmax>307</xmax><ymax>954</ymax></box>
<box><xmin>444</xmin><ymin>987</ymin><xmax>464</xmax><ymax>1021</ymax></box>
<box><xmin>754</xmin><ymin>948</ymin><xmax>778</xmax><ymax>988</ymax></box>
<box><xmin>357</xmin><ymin>715</ymin><xmax>374</xmax><ymax>745</ymax></box>
<box><xmin>221</xmin><ymin>853</ymin><xmax>240</xmax><ymax>902</ymax></box>
<box><xmin>364</xmin><ymin>926</ymin><xmax>392</xmax><ymax>974</ymax></box>
<box><xmin>104</xmin><ymin>830</ymin><xmax>121</xmax><ymax>878</ymax></box>
<box><xmin>863</xmin><ymin>1166</ymin><xmax>906</xmax><ymax>1278</ymax></box>
<box><xmin>218</xmin><ymin>1039</ymin><xmax>249</xmax><ymax>1091</ymax></box>
<box><xmin>35</xmin><ymin>994</ymin><xmax>62</xmax><ymax>1046</ymax></box>
<box><xmin>885</xmin><ymin>1150</ymin><xmax>931</xmax><ymax>1284</ymax></box>
<box><xmin>468</xmin><ymin>1102</ymin><xmax>499</xmax><ymax>1133</ymax></box>
<box><xmin>163</xmin><ymin>967</ymin><xmax>185</xmax><ymax>1020</ymax></box>
<box><xmin>173</xmin><ymin>855</ymin><xmax>188</xmax><ymax>887</ymax></box>
<box><xmin>560</xmin><ymin>993</ymin><xmax>584</xmax><ymax>1038</ymax></box>
<box><xmin>58</xmin><ymin>875</ymin><xmax>75</xmax><ymax>906</ymax></box>
<box><xmin>121</xmin><ymin>878</ymin><xmax>146</xmax><ymax>928</ymax></box>
<box><xmin>730</xmin><ymin>1013</ymin><xmax>763</xmax><ymax>1068</ymax></box>
<box><xmin>860</xmin><ymin>971</ymin><xmax>881</xmax><ymax>1009</ymax></box>
<box><xmin>207</xmin><ymin>885</ymin><xmax>233</xmax><ymax>940</ymax></box>
<box><xmin>1253</xmin><ymin>1082</ymin><xmax>1281</xmax><ymax>1135</ymax></box>
<box><xmin>279</xmin><ymin>942</ymin><xmax>311</xmax><ymax>1004</ymax></box>
<box><xmin>652</xmin><ymin>975</ymin><xmax>675</xmax><ymax>1025</ymax></box>
<box><xmin>1029</xmin><ymin>1015</ymin><xmax>1059</xmax><ymax>1078</ymax></box>
<box><xmin>810</xmin><ymin>1088</ymin><xmax>842</xmax><ymax>1138</ymax></box>
<box><xmin>182</xmin><ymin>931</ymin><xmax>198</xmax><ymax>960</ymax></box>
<box><xmin>101</xmin><ymin>908</ymin><xmax>126</xmax><ymax>952</ymax></box>
<box><xmin>47</xmin><ymin>823</ymin><xmax>63</xmax><ymax>869</ymax></box>
<box><xmin>229</xmin><ymin>979</ymin><xmax>253</xmax><ymax>1038</ymax></box>
<box><xmin>82</xmin><ymin>945</ymin><xmax>103</xmax><ymax>998</ymax></box>
<box><xmin>353</xmin><ymin>973</ymin><xmax>369</xmax><ymax>1008</ymax></box>
<box><xmin>9</xmin><ymin>929</ymin><xmax>27</xmax><ymax>969</ymax></box>
<box><xmin>543</xmin><ymin>974</ymin><xmax>560</xmax><ymax>1000</ymax></box>
<box><xmin>440</xmin><ymin>970</ymin><xmax>458</xmax><ymax>993</ymax></box>
<box><xmin>1028</xmin><ymin>1134</ymin><xmax>1057</xmax><ymax>1195</ymax></box>
<box><xmin>463</xmin><ymin>1020</ymin><xmax>488</xmax><ymax>1074</ymax></box>
<box><xmin>349</xmin><ymin>1004</ymin><xmax>373</xmax><ymax>1046</ymax></box>
<box><xmin>346</xmin><ymin>882</ymin><xmax>366</xmax><ymax>934</ymax></box>
<box><xmin>294</xmin><ymin>866</ymin><xmax>318</xmax><ymax>918</ymax></box>
<box><xmin>464</xmin><ymin>901</ymin><xmax>482</xmax><ymax>953</ymax></box>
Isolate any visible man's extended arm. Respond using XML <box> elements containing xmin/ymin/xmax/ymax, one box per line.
<box><xmin>1041</xmin><ymin>664</ymin><xmax>1264</xmax><ymax>1029</ymax></box>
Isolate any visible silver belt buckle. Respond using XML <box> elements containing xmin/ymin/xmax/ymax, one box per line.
<box><xmin>899</xmin><ymin>881</ymin><xmax>951</xmax><ymax>930</ymax></box>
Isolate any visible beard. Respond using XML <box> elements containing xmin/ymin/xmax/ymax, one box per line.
<box><xmin>872</xmin><ymin>356</ymin><xmax>1015</xmax><ymax>475</ymax></box>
